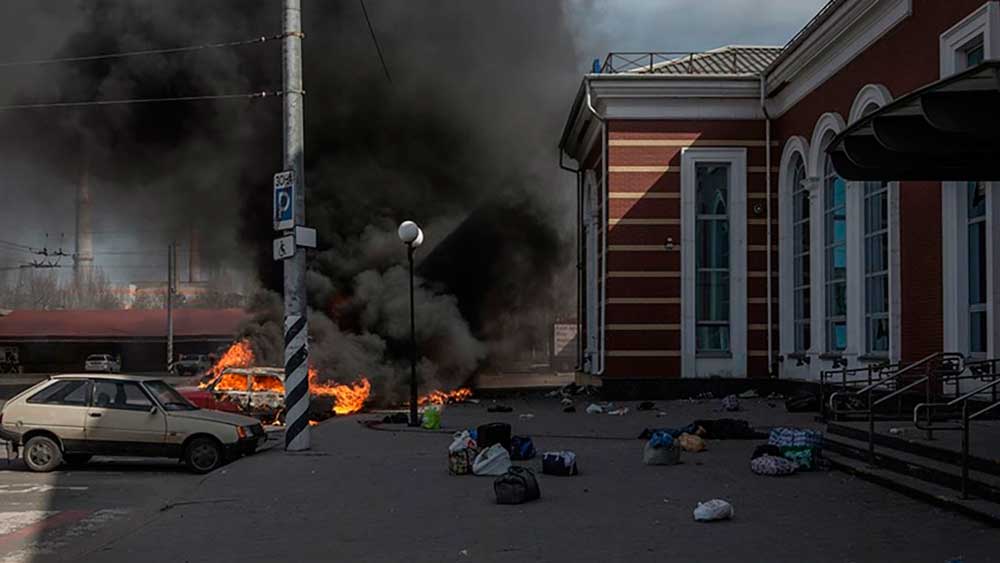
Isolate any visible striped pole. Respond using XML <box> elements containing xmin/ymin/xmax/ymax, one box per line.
<box><xmin>282</xmin><ymin>0</ymin><xmax>310</xmax><ymax>451</ymax></box>
<box><xmin>284</xmin><ymin>314</ymin><xmax>310</xmax><ymax>450</ymax></box>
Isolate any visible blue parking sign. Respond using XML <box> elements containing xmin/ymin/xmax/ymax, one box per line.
<box><xmin>273</xmin><ymin>171</ymin><xmax>295</xmax><ymax>231</ymax></box>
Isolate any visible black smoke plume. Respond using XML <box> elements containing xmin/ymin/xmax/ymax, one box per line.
<box><xmin>0</xmin><ymin>1</ymin><xmax>581</xmax><ymax>398</ymax></box>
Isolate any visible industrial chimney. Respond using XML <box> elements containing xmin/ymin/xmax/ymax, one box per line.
<box><xmin>73</xmin><ymin>162</ymin><xmax>94</xmax><ymax>282</ymax></box>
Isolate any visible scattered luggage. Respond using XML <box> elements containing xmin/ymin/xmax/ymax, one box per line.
<box><xmin>473</xmin><ymin>443</ymin><xmax>512</xmax><ymax>476</ymax></box>
<box><xmin>448</xmin><ymin>430</ymin><xmax>479</xmax><ymax>475</ymax></box>
<box><xmin>542</xmin><ymin>451</ymin><xmax>578</xmax><ymax>476</ymax></box>
<box><xmin>642</xmin><ymin>437</ymin><xmax>681</xmax><ymax>466</ymax></box>
<box><xmin>422</xmin><ymin>406</ymin><xmax>441</xmax><ymax>430</ymax></box>
<box><xmin>677</xmin><ymin>433</ymin><xmax>706</xmax><ymax>453</ymax></box>
<box><xmin>477</xmin><ymin>422</ymin><xmax>512</xmax><ymax>451</ymax></box>
<box><xmin>722</xmin><ymin>394</ymin><xmax>740</xmax><ymax>412</ymax></box>
<box><xmin>750</xmin><ymin>454</ymin><xmax>798</xmax><ymax>476</ymax></box>
<box><xmin>693</xmin><ymin>499</ymin><xmax>734</xmax><ymax>522</ymax></box>
<box><xmin>780</xmin><ymin>446</ymin><xmax>816</xmax><ymax>470</ymax></box>
<box><xmin>638</xmin><ymin>424</ymin><xmax>698</xmax><ymax>440</ymax></box>
<box><xmin>494</xmin><ymin>466</ymin><xmax>541</xmax><ymax>505</ymax></box>
<box><xmin>768</xmin><ymin>427</ymin><xmax>823</xmax><ymax>449</ymax></box>
<box><xmin>751</xmin><ymin>444</ymin><xmax>782</xmax><ymax>460</ymax></box>
<box><xmin>509</xmin><ymin>435</ymin><xmax>536</xmax><ymax>460</ymax></box>
<box><xmin>585</xmin><ymin>403</ymin><xmax>606</xmax><ymax>414</ymax></box>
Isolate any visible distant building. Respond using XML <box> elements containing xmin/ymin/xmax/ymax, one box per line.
<box><xmin>0</xmin><ymin>308</ymin><xmax>246</xmax><ymax>373</ymax></box>
<box><xmin>560</xmin><ymin>1</ymin><xmax>997</xmax><ymax>381</ymax></box>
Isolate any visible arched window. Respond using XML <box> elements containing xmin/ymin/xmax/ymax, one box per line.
<box><xmin>823</xmin><ymin>151</ymin><xmax>847</xmax><ymax>352</ymax></box>
<box><xmin>790</xmin><ymin>153</ymin><xmax>810</xmax><ymax>352</ymax></box>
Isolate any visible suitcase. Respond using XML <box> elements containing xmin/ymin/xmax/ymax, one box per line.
<box><xmin>477</xmin><ymin>422</ymin><xmax>512</xmax><ymax>451</ymax></box>
<box><xmin>494</xmin><ymin>466</ymin><xmax>541</xmax><ymax>504</ymax></box>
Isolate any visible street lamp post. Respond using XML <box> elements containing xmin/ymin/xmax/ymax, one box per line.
<box><xmin>397</xmin><ymin>220</ymin><xmax>424</xmax><ymax>427</ymax></box>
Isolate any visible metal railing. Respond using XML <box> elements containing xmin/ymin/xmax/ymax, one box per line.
<box><xmin>827</xmin><ymin>352</ymin><xmax>965</xmax><ymax>461</ymax></box>
<box><xmin>914</xmin><ymin>366</ymin><xmax>1000</xmax><ymax>498</ymax></box>
<box><xmin>820</xmin><ymin>361</ymin><xmax>898</xmax><ymax>421</ymax></box>
<box><xmin>598</xmin><ymin>51</ymin><xmax>748</xmax><ymax>75</ymax></box>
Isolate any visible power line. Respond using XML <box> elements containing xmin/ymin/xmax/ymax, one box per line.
<box><xmin>359</xmin><ymin>0</ymin><xmax>392</xmax><ymax>84</ymax></box>
<box><xmin>0</xmin><ymin>239</ymin><xmax>34</xmax><ymax>251</ymax></box>
<box><xmin>0</xmin><ymin>33</ymin><xmax>292</xmax><ymax>69</ymax></box>
<box><xmin>0</xmin><ymin>90</ymin><xmax>288</xmax><ymax>112</ymax></box>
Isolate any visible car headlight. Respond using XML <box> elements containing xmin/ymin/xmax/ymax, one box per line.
<box><xmin>236</xmin><ymin>426</ymin><xmax>248</xmax><ymax>439</ymax></box>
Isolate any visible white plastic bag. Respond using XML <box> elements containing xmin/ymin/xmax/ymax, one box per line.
<box><xmin>472</xmin><ymin>443</ymin><xmax>512</xmax><ymax>476</ymax></box>
<box><xmin>449</xmin><ymin>430</ymin><xmax>475</xmax><ymax>453</ymax></box>
<box><xmin>693</xmin><ymin>499</ymin><xmax>734</xmax><ymax>522</ymax></box>
<box><xmin>585</xmin><ymin>403</ymin><xmax>605</xmax><ymax>414</ymax></box>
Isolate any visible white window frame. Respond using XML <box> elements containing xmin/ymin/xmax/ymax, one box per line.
<box><xmin>941</xmin><ymin>3</ymin><xmax>1000</xmax><ymax>363</ymax></box>
<box><xmin>681</xmin><ymin>148</ymin><xmax>747</xmax><ymax>378</ymax></box>
<box><xmin>778</xmin><ymin>136</ymin><xmax>815</xmax><ymax>379</ymax></box>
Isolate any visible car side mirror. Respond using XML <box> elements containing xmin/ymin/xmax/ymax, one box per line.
<box><xmin>149</xmin><ymin>405</ymin><xmax>158</xmax><ymax>415</ymax></box>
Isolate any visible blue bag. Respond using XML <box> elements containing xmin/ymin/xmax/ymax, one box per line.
<box><xmin>509</xmin><ymin>435</ymin><xmax>536</xmax><ymax>460</ymax></box>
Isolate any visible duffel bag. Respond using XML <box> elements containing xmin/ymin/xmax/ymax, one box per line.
<box><xmin>542</xmin><ymin>451</ymin><xmax>578</xmax><ymax>476</ymax></box>
<box><xmin>494</xmin><ymin>466</ymin><xmax>541</xmax><ymax>504</ymax></box>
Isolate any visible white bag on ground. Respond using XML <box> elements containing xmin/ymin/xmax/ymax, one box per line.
<box><xmin>472</xmin><ymin>443</ymin><xmax>512</xmax><ymax>476</ymax></box>
<box><xmin>449</xmin><ymin>430</ymin><xmax>475</xmax><ymax>453</ymax></box>
<box><xmin>693</xmin><ymin>499</ymin><xmax>734</xmax><ymax>522</ymax></box>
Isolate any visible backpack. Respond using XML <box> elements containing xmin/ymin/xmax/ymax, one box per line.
<box><xmin>509</xmin><ymin>435</ymin><xmax>536</xmax><ymax>460</ymax></box>
<box><xmin>494</xmin><ymin>467</ymin><xmax>541</xmax><ymax>504</ymax></box>
<box><xmin>542</xmin><ymin>451</ymin><xmax>578</xmax><ymax>476</ymax></box>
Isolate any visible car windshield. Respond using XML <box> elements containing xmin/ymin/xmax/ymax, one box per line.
<box><xmin>144</xmin><ymin>380</ymin><xmax>198</xmax><ymax>411</ymax></box>
<box><xmin>88</xmin><ymin>355</ymin><xmax>110</xmax><ymax>361</ymax></box>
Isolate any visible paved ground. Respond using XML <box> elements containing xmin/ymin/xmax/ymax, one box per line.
<box><xmin>0</xmin><ymin>396</ymin><xmax>997</xmax><ymax>562</ymax></box>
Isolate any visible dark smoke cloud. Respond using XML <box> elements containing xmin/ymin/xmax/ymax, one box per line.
<box><xmin>0</xmin><ymin>1</ymin><xmax>582</xmax><ymax>395</ymax></box>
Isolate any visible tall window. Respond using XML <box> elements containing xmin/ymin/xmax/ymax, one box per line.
<box><xmin>864</xmin><ymin>181</ymin><xmax>889</xmax><ymax>354</ymax></box>
<box><xmin>791</xmin><ymin>155</ymin><xmax>810</xmax><ymax>352</ymax></box>
<box><xmin>824</xmin><ymin>154</ymin><xmax>847</xmax><ymax>352</ymax></box>
<box><xmin>968</xmin><ymin>181</ymin><xmax>987</xmax><ymax>355</ymax></box>
<box><xmin>696</xmin><ymin>163</ymin><xmax>730</xmax><ymax>352</ymax></box>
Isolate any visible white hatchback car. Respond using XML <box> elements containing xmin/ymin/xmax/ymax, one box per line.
<box><xmin>0</xmin><ymin>374</ymin><xmax>266</xmax><ymax>473</ymax></box>
<box><xmin>84</xmin><ymin>354</ymin><xmax>121</xmax><ymax>373</ymax></box>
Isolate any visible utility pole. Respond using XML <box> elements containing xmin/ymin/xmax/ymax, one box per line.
<box><xmin>166</xmin><ymin>242</ymin><xmax>175</xmax><ymax>373</ymax></box>
<box><xmin>282</xmin><ymin>0</ymin><xmax>310</xmax><ymax>451</ymax></box>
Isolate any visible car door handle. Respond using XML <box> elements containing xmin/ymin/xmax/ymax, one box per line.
<box><xmin>89</xmin><ymin>413</ymin><xmax>102</xmax><ymax>418</ymax></box>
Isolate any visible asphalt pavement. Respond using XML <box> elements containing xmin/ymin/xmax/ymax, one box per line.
<box><xmin>0</xmin><ymin>397</ymin><xmax>997</xmax><ymax>562</ymax></box>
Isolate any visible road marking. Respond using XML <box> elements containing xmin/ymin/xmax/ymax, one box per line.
<box><xmin>0</xmin><ymin>509</ymin><xmax>128</xmax><ymax>562</ymax></box>
<box><xmin>0</xmin><ymin>484</ymin><xmax>88</xmax><ymax>494</ymax></box>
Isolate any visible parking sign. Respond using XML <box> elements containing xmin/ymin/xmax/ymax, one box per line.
<box><xmin>273</xmin><ymin>171</ymin><xmax>295</xmax><ymax>231</ymax></box>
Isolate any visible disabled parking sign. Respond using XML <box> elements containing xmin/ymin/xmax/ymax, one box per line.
<box><xmin>273</xmin><ymin>171</ymin><xmax>295</xmax><ymax>231</ymax></box>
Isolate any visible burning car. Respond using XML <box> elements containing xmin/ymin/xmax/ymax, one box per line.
<box><xmin>178</xmin><ymin>367</ymin><xmax>286</xmax><ymax>424</ymax></box>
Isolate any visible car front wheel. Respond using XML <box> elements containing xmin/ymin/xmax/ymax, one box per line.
<box><xmin>184</xmin><ymin>437</ymin><xmax>223</xmax><ymax>474</ymax></box>
<box><xmin>23</xmin><ymin>436</ymin><xmax>62</xmax><ymax>472</ymax></box>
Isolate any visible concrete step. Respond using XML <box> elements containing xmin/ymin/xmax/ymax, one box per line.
<box><xmin>824</xmin><ymin>434</ymin><xmax>1000</xmax><ymax>503</ymax></box>
<box><xmin>823</xmin><ymin>450</ymin><xmax>1000</xmax><ymax>526</ymax></box>
<box><xmin>826</xmin><ymin>421</ymin><xmax>1000</xmax><ymax>478</ymax></box>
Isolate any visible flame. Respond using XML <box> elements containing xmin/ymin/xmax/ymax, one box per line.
<box><xmin>211</xmin><ymin>372</ymin><xmax>249</xmax><ymax>391</ymax></box>
<box><xmin>308</xmin><ymin>367</ymin><xmax>371</xmax><ymax>415</ymax></box>
<box><xmin>205</xmin><ymin>340</ymin><xmax>255</xmax><ymax>383</ymax></box>
<box><xmin>418</xmin><ymin>388</ymin><xmax>473</xmax><ymax>406</ymax></box>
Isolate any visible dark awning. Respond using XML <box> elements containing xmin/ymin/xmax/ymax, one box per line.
<box><xmin>827</xmin><ymin>61</ymin><xmax>1000</xmax><ymax>181</ymax></box>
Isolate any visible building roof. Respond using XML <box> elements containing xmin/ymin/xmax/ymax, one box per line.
<box><xmin>0</xmin><ymin>308</ymin><xmax>247</xmax><ymax>341</ymax></box>
<box><xmin>618</xmin><ymin>46</ymin><xmax>784</xmax><ymax>76</ymax></box>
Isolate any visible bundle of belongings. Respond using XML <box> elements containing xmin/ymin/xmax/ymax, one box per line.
<box><xmin>494</xmin><ymin>466</ymin><xmax>541</xmax><ymax>504</ymax></box>
<box><xmin>749</xmin><ymin>428</ymin><xmax>824</xmax><ymax>476</ymax></box>
<box><xmin>638</xmin><ymin>418</ymin><xmax>763</xmax><ymax>442</ymax></box>
<box><xmin>509</xmin><ymin>435</ymin><xmax>536</xmax><ymax>461</ymax></box>
<box><xmin>473</xmin><ymin>443</ymin><xmax>512</xmax><ymax>476</ymax></box>
<box><xmin>542</xmin><ymin>451</ymin><xmax>579</xmax><ymax>476</ymax></box>
<box><xmin>642</xmin><ymin>431</ymin><xmax>681</xmax><ymax>465</ymax></box>
<box><xmin>448</xmin><ymin>430</ymin><xmax>479</xmax><ymax>475</ymax></box>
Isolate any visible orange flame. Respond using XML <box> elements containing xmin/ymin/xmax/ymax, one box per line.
<box><xmin>206</xmin><ymin>340</ymin><xmax>255</xmax><ymax>381</ymax></box>
<box><xmin>418</xmin><ymin>388</ymin><xmax>473</xmax><ymax>406</ymax></box>
<box><xmin>308</xmin><ymin>367</ymin><xmax>372</xmax><ymax>415</ymax></box>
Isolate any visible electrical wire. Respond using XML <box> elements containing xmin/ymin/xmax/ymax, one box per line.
<box><xmin>0</xmin><ymin>90</ymin><xmax>285</xmax><ymax>112</ymax></box>
<box><xmin>0</xmin><ymin>239</ymin><xmax>34</xmax><ymax>251</ymax></box>
<box><xmin>0</xmin><ymin>34</ymin><xmax>290</xmax><ymax>69</ymax></box>
<box><xmin>359</xmin><ymin>0</ymin><xmax>392</xmax><ymax>84</ymax></box>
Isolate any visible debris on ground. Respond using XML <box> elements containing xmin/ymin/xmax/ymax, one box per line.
<box><xmin>487</xmin><ymin>404</ymin><xmax>514</xmax><ymax>413</ymax></box>
<box><xmin>694</xmin><ymin>418</ymin><xmax>763</xmax><ymax>439</ymax></box>
<box><xmin>382</xmin><ymin>412</ymin><xmax>409</xmax><ymax>424</ymax></box>
<box><xmin>721</xmin><ymin>394</ymin><xmax>740</xmax><ymax>412</ymax></box>
<box><xmin>678</xmin><ymin>433</ymin><xmax>706</xmax><ymax>453</ymax></box>
<box><xmin>637</xmin><ymin>401</ymin><xmax>656</xmax><ymax>411</ymax></box>
<box><xmin>738</xmin><ymin>389</ymin><xmax>759</xmax><ymax>399</ymax></box>
<box><xmin>693</xmin><ymin>499</ymin><xmax>734</xmax><ymax>522</ymax></box>
<box><xmin>586</xmin><ymin>403</ymin><xmax>607</xmax><ymax>414</ymax></box>
<box><xmin>510</xmin><ymin>435</ymin><xmax>536</xmax><ymax>460</ymax></box>
<box><xmin>751</xmin><ymin>444</ymin><xmax>782</xmax><ymax>460</ymax></box>
<box><xmin>785</xmin><ymin>391</ymin><xmax>819</xmax><ymax>413</ymax></box>
<box><xmin>473</xmin><ymin>443</ymin><xmax>512</xmax><ymax>476</ymax></box>
<box><xmin>542</xmin><ymin>451</ymin><xmax>579</xmax><ymax>476</ymax></box>
<box><xmin>637</xmin><ymin>424</ymin><xmax>698</xmax><ymax>440</ymax></box>
<box><xmin>560</xmin><ymin>397</ymin><xmax>574</xmax><ymax>407</ymax></box>
<box><xmin>642</xmin><ymin>432</ymin><xmax>681</xmax><ymax>466</ymax></box>
<box><xmin>494</xmin><ymin>466</ymin><xmax>540</xmax><ymax>504</ymax></box>
<box><xmin>607</xmin><ymin>407</ymin><xmax>629</xmax><ymax>416</ymax></box>
<box><xmin>518</xmin><ymin>413</ymin><xmax>535</xmax><ymax>420</ymax></box>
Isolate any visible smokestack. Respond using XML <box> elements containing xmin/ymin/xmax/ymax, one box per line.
<box><xmin>74</xmin><ymin>162</ymin><xmax>94</xmax><ymax>280</ymax></box>
<box><xmin>189</xmin><ymin>227</ymin><xmax>202</xmax><ymax>283</ymax></box>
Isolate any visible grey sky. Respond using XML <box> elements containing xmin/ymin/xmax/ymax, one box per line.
<box><xmin>569</xmin><ymin>0</ymin><xmax>830</xmax><ymax>67</ymax></box>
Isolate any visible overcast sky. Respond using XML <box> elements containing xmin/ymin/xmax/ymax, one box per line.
<box><xmin>569</xmin><ymin>0</ymin><xmax>830</xmax><ymax>67</ymax></box>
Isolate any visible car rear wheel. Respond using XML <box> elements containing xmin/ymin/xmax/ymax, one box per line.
<box><xmin>23</xmin><ymin>436</ymin><xmax>62</xmax><ymax>472</ymax></box>
<box><xmin>185</xmin><ymin>437</ymin><xmax>223</xmax><ymax>474</ymax></box>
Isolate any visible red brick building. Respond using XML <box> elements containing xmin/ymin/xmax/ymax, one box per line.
<box><xmin>560</xmin><ymin>0</ymin><xmax>999</xmax><ymax>382</ymax></box>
